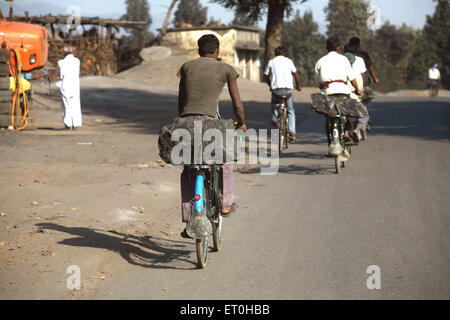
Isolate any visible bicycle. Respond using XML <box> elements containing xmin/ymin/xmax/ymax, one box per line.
<box><xmin>327</xmin><ymin>114</ymin><xmax>351</xmax><ymax>174</ymax></box>
<box><xmin>273</xmin><ymin>92</ymin><xmax>290</xmax><ymax>153</ymax></box>
<box><xmin>428</xmin><ymin>79</ymin><xmax>439</xmax><ymax>97</ymax></box>
<box><xmin>186</xmin><ymin>163</ymin><xmax>223</xmax><ymax>268</ymax></box>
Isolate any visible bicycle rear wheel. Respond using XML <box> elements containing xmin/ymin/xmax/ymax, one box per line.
<box><xmin>196</xmin><ymin>238</ymin><xmax>208</xmax><ymax>268</ymax></box>
<box><xmin>211</xmin><ymin>166</ymin><xmax>222</xmax><ymax>252</ymax></box>
<box><xmin>284</xmin><ymin>117</ymin><xmax>289</xmax><ymax>150</ymax></box>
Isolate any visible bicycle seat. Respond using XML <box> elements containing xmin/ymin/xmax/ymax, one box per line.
<box><xmin>190</xmin><ymin>164</ymin><xmax>215</xmax><ymax>170</ymax></box>
<box><xmin>272</xmin><ymin>91</ymin><xmax>292</xmax><ymax>100</ymax></box>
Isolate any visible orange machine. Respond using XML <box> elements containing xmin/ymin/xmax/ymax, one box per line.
<box><xmin>0</xmin><ymin>19</ymin><xmax>48</xmax><ymax>76</ymax></box>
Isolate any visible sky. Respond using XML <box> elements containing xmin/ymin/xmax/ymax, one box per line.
<box><xmin>1</xmin><ymin>0</ymin><xmax>437</xmax><ymax>35</ymax></box>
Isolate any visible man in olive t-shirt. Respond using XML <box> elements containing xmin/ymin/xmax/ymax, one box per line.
<box><xmin>178</xmin><ymin>54</ymin><xmax>239</xmax><ymax>118</ymax></box>
<box><xmin>177</xmin><ymin>34</ymin><xmax>247</xmax><ymax>239</ymax></box>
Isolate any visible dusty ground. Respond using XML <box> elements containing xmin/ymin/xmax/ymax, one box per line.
<box><xmin>0</xmin><ymin>55</ymin><xmax>448</xmax><ymax>299</ymax></box>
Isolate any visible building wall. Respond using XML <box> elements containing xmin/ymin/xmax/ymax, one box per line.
<box><xmin>162</xmin><ymin>28</ymin><xmax>261</xmax><ymax>82</ymax></box>
<box><xmin>162</xmin><ymin>29</ymin><xmax>236</xmax><ymax>67</ymax></box>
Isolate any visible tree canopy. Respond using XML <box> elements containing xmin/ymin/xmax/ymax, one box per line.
<box><xmin>173</xmin><ymin>0</ymin><xmax>208</xmax><ymax>27</ymax></box>
<box><xmin>212</xmin><ymin>0</ymin><xmax>308</xmax><ymax>62</ymax></box>
<box><xmin>121</xmin><ymin>0</ymin><xmax>153</xmax><ymax>45</ymax></box>
<box><xmin>324</xmin><ymin>0</ymin><xmax>371</xmax><ymax>42</ymax></box>
<box><xmin>283</xmin><ymin>10</ymin><xmax>326</xmax><ymax>86</ymax></box>
<box><xmin>407</xmin><ymin>0</ymin><xmax>449</xmax><ymax>89</ymax></box>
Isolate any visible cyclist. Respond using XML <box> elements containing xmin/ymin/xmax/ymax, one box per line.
<box><xmin>264</xmin><ymin>46</ymin><xmax>302</xmax><ymax>142</ymax></box>
<box><xmin>347</xmin><ymin>37</ymin><xmax>379</xmax><ymax>132</ymax></box>
<box><xmin>344</xmin><ymin>42</ymin><xmax>368</xmax><ymax>142</ymax></box>
<box><xmin>347</xmin><ymin>37</ymin><xmax>379</xmax><ymax>86</ymax></box>
<box><xmin>314</xmin><ymin>35</ymin><xmax>362</xmax><ymax>146</ymax></box>
<box><xmin>428</xmin><ymin>63</ymin><xmax>441</xmax><ymax>96</ymax></box>
<box><xmin>177</xmin><ymin>34</ymin><xmax>247</xmax><ymax>238</ymax></box>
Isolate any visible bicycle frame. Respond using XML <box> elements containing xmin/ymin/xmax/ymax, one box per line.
<box><xmin>275</xmin><ymin>97</ymin><xmax>288</xmax><ymax>121</ymax></box>
<box><xmin>275</xmin><ymin>95</ymin><xmax>289</xmax><ymax>152</ymax></box>
<box><xmin>194</xmin><ymin>174</ymin><xmax>205</xmax><ymax>213</ymax></box>
<box><xmin>329</xmin><ymin>114</ymin><xmax>345</xmax><ymax>143</ymax></box>
<box><xmin>188</xmin><ymin>164</ymin><xmax>222</xmax><ymax>268</ymax></box>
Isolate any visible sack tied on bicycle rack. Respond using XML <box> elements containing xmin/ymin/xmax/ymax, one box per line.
<box><xmin>158</xmin><ymin>116</ymin><xmax>238</xmax><ymax>165</ymax></box>
<box><xmin>310</xmin><ymin>93</ymin><xmax>369</xmax><ymax>118</ymax></box>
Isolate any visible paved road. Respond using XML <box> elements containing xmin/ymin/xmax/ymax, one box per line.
<box><xmin>91</xmin><ymin>96</ymin><xmax>450</xmax><ymax>299</ymax></box>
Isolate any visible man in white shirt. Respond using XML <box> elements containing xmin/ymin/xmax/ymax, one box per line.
<box><xmin>315</xmin><ymin>36</ymin><xmax>362</xmax><ymax>144</ymax></box>
<box><xmin>57</xmin><ymin>46</ymin><xmax>82</xmax><ymax>130</ymax></box>
<box><xmin>428</xmin><ymin>63</ymin><xmax>441</xmax><ymax>96</ymax></box>
<box><xmin>264</xmin><ymin>46</ymin><xmax>302</xmax><ymax>142</ymax></box>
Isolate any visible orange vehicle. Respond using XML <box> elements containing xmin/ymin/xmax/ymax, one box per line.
<box><xmin>0</xmin><ymin>19</ymin><xmax>48</xmax><ymax>77</ymax></box>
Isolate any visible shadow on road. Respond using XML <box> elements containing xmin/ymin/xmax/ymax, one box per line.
<box><xmin>74</xmin><ymin>87</ymin><xmax>312</xmax><ymax>135</ymax></box>
<box><xmin>238</xmin><ymin>163</ymin><xmax>333</xmax><ymax>176</ymax></box>
<box><xmin>279</xmin><ymin>150</ymin><xmax>326</xmax><ymax>160</ymax></box>
<box><xmin>36</xmin><ymin>222</ymin><xmax>198</xmax><ymax>270</ymax></box>
<box><xmin>369</xmin><ymin>99</ymin><xmax>450</xmax><ymax>141</ymax></box>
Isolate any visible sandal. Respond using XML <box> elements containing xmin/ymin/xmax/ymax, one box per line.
<box><xmin>288</xmin><ymin>133</ymin><xmax>296</xmax><ymax>142</ymax></box>
<box><xmin>221</xmin><ymin>203</ymin><xmax>237</xmax><ymax>218</ymax></box>
<box><xmin>180</xmin><ymin>227</ymin><xmax>192</xmax><ymax>239</ymax></box>
<box><xmin>343</xmin><ymin>136</ymin><xmax>354</xmax><ymax>145</ymax></box>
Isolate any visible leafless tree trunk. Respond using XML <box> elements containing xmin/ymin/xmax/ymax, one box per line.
<box><xmin>150</xmin><ymin>0</ymin><xmax>178</xmax><ymax>46</ymax></box>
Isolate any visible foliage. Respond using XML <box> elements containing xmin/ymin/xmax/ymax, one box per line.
<box><xmin>407</xmin><ymin>0</ymin><xmax>449</xmax><ymax>89</ymax></box>
<box><xmin>173</xmin><ymin>0</ymin><xmax>208</xmax><ymax>27</ymax></box>
<box><xmin>212</xmin><ymin>1</ymin><xmax>308</xmax><ymax>62</ymax></box>
<box><xmin>324</xmin><ymin>0</ymin><xmax>371</xmax><ymax>43</ymax></box>
<box><xmin>282</xmin><ymin>10</ymin><xmax>326</xmax><ymax>86</ymax></box>
<box><xmin>211</xmin><ymin>0</ymin><xmax>446</xmax><ymax>92</ymax></box>
<box><xmin>365</xmin><ymin>22</ymin><xmax>416</xmax><ymax>91</ymax></box>
<box><xmin>121</xmin><ymin>0</ymin><xmax>154</xmax><ymax>46</ymax></box>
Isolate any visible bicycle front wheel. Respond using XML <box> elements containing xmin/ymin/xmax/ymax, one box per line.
<box><xmin>279</xmin><ymin>111</ymin><xmax>286</xmax><ymax>153</ymax></box>
<box><xmin>196</xmin><ymin>237</ymin><xmax>208</xmax><ymax>268</ymax></box>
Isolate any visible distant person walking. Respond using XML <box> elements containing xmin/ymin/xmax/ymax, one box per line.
<box><xmin>57</xmin><ymin>46</ymin><xmax>82</xmax><ymax>130</ymax></box>
<box><xmin>428</xmin><ymin>63</ymin><xmax>441</xmax><ymax>97</ymax></box>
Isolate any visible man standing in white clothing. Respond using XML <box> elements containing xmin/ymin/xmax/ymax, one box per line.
<box><xmin>57</xmin><ymin>46</ymin><xmax>82</xmax><ymax>130</ymax></box>
<box><xmin>264</xmin><ymin>46</ymin><xmax>302</xmax><ymax>142</ymax></box>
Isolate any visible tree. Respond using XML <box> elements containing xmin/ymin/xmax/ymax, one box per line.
<box><xmin>121</xmin><ymin>0</ymin><xmax>154</xmax><ymax>45</ymax></box>
<box><xmin>232</xmin><ymin>8</ymin><xmax>259</xmax><ymax>26</ymax></box>
<box><xmin>366</xmin><ymin>22</ymin><xmax>416</xmax><ymax>91</ymax></box>
<box><xmin>150</xmin><ymin>0</ymin><xmax>179</xmax><ymax>46</ymax></box>
<box><xmin>324</xmin><ymin>0</ymin><xmax>371</xmax><ymax>43</ymax></box>
<box><xmin>407</xmin><ymin>0</ymin><xmax>449</xmax><ymax>89</ymax></box>
<box><xmin>212</xmin><ymin>0</ymin><xmax>308</xmax><ymax>64</ymax></box>
<box><xmin>282</xmin><ymin>10</ymin><xmax>326</xmax><ymax>86</ymax></box>
<box><xmin>173</xmin><ymin>0</ymin><xmax>208</xmax><ymax>27</ymax></box>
